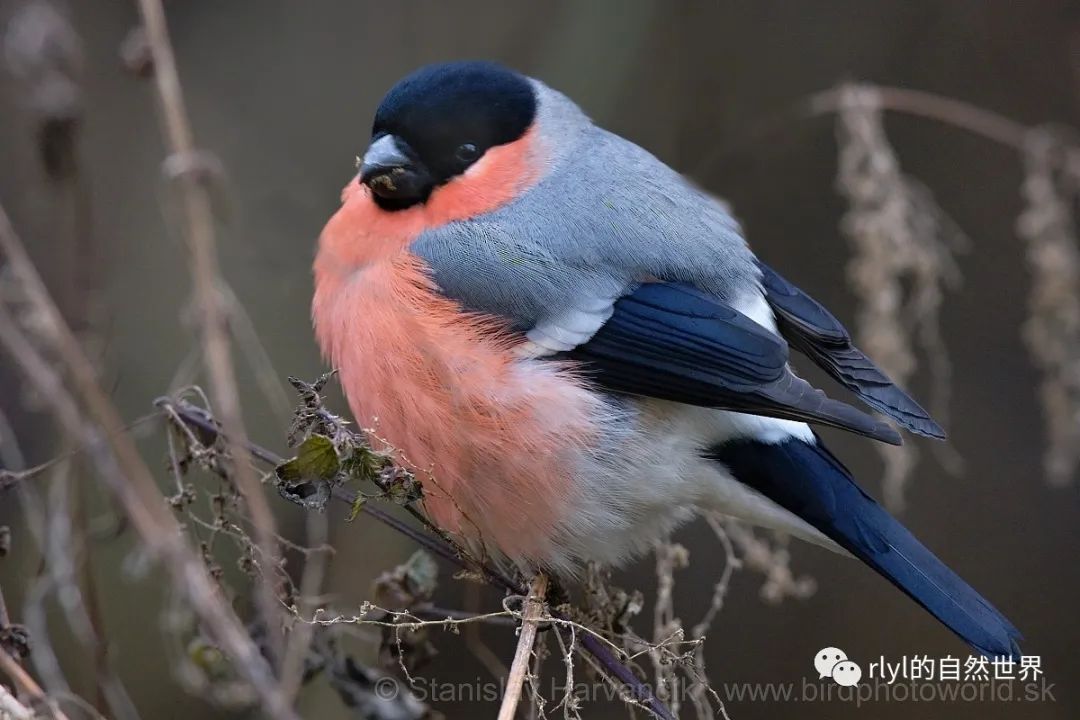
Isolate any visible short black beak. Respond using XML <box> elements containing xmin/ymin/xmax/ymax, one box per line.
<box><xmin>359</xmin><ymin>135</ymin><xmax>433</xmax><ymax>207</ymax></box>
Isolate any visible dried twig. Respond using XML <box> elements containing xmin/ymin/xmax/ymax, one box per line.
<box><xmin>704</xmin><ymin>83</ymin><xmax>1043</xmax><ymax>173</ymax></box>
<box><xmin>279</xmin><ymin>511</ymin><xmax>329</xmax><ymax>704</ymax></box>
<box><xmin>498</xmin><ymin>574</ymin><xmax>548</xmax><ymax>720</ymax></box>
<box><xmin>132</xmin><ymin>0</ymin><xmax>284</xmax><ymax>666</ymax></box>
<box><xmin>651</xmin><ymin>540</ymin><xmax>687</xmax><ymax>713</ymax></box>
<box><xmin>687</xmin><ymin>518</ymin><xmax>739</xmax><ymax>720</ymax></box>
<box><xmin>807</xmin><ymin>85</ymin><xmax>1030</xmax><ymax>149</ymax></box>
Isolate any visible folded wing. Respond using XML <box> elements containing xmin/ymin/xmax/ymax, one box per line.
<box><xmin>564</xmin><ymin>282</ymin><xmax>902</xmax><ymax>445</ymax></box>
<box><xmin>756</xmin><ymin>261</ymin><xmax>945</xmax><ymax>439</ymax></box>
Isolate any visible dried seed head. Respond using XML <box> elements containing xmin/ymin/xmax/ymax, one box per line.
<box><xmin>1017</xmin><ymin>130</ymin><xmax>1080</xmax><ymax>486</ymax></box>
<box><xmin>834</xmin><ymin>84</ymin><xmax>965</xmax><ymax>509</ymax></box>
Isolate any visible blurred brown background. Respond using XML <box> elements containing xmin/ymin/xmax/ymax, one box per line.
<box><xmin>1</xmin><ymin>1</ymin><xmax>1078</xmax><ymax>719</ymax></box>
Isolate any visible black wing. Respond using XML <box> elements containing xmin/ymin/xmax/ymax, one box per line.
<box><xmin>756</xmin><ymin>261</ymin><xmax>945</xmax><ymax>439</ymax></box>
<box><xmin>563</xmin><ymin>282</ymin><xmax>902</xmax><ymax>445</ymax></box>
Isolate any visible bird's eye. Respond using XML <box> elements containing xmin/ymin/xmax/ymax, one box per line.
<box><xmin>455</xmin><ymin>143</ymin><xmax>479</xmax><ymax>163</ymax></box>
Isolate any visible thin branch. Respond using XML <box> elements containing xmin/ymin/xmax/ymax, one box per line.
<box><xmin>132</xmin><ymin>0</ymin><xmax>284</xmax><ymax>668</ymax></box>
<box><xmin>807</xmin><ymin>85</ymin><xmax>1030</xmax><ymax>150</ymax></box>
<box><xmin>279</xmin><ymin>511</ymin><xmax>329</xmax><ymax>704</ymax></box>
<box><xmin>0</xmin><ymin>414</ymin><xmax>160</xmax><ymax>494</ymax></box>
<box><xmin>700</xmin><ymin>82</ymin><xmax>1080</xmax><ymax>176</ymax></box>
<box><xmin>498</xmin><ymin>574</ymin><xmax>548</xmax><ymax>720</ymax></box>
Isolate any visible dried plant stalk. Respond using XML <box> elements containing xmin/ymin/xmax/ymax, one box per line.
<box><xmin>497</xmin><ymin>574</ymin><xmax>548</xmax><ymax>720</ymax></box>
<box><xmin>1017</xmin><ymin>131</ymin><xmax>1080</xmax><ymax>486</ymax></box>
<box><xmin>834</xmin><ymin>84</ymin><xmax>964</xmax><ymax>509</ymax></box>
<box><xmin>133</xmin><ymin>0</ymin><xmax>285</xmax><ymax>666</ymax></box>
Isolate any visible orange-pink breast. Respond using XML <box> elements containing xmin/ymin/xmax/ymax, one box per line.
<box><xmin>312</xmin><ymin>133</ymin><xmax>596</xmax><ymax>563</ymax></box>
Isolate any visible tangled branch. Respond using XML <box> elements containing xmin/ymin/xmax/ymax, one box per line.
<box><xmin>159</xmin><ymin>378</ymin><xmax>684</xmax><ymax>720</ymax></box>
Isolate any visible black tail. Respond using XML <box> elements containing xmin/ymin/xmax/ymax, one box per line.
<box><xmin>710</xmin><ymin>436</ymin><xmax>1021</xmax><ymax>658</ymax></box>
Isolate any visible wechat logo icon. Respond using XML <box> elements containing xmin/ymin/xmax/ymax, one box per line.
<box><xmin>814</xmin><ymin>647</ymin><xmax>862</xmax><ymax>686</ymax></box>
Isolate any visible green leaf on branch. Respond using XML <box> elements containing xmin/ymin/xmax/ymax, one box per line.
<box><xmin>275</xmin><ymin>434</ymin><xmax>340</xmax><ymax>483</ymax></box>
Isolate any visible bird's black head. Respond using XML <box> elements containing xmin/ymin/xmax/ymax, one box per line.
<box><xmin>359</xmin><ymin>61</ymin><xmax>537</xmax><ymax>211</ymax></box>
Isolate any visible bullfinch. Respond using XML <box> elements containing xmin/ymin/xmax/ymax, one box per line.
<box><xmin>313</xmin><ymin>61</ymin><xmax>1020</xmax><ymax>658</ymax></box>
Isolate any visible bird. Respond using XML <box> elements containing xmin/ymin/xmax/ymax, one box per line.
<box><xmin>312</xmin><ymin>60</ymin><xmax>1020</xmax><ymax>659</ymax></box>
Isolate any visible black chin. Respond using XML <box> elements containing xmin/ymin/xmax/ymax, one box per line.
<box><xmin>368</xmin><ymin>185</ymin><xmax>433</xmax><ymax>211</ymax></box>
<box><xmin>363</xmin><ymin>170</ymin><xmax>435</xmax><ymax>211</ymax></box>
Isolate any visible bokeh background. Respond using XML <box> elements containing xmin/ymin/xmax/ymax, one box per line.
<box><xmin>1</xmin><ymin>1</ymin><xmax>1078</xmax><ymax>719</ymax></box>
